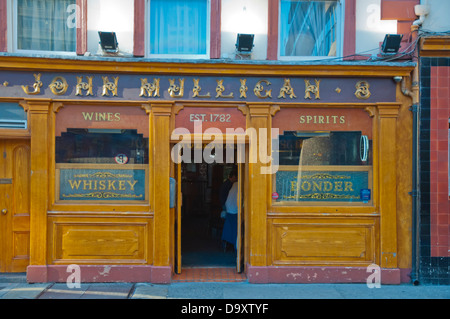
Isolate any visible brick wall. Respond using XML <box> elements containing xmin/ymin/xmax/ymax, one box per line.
<box><xmin>420</xmin><ymin>57</ymin><xmax>450</xmax><ymax>284</ymax></box>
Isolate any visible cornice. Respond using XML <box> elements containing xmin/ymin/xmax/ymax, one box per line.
<box><xmin>0</xmin><ymin>55</ymin><xmax>416</xmax><ymax>78</ymax></box>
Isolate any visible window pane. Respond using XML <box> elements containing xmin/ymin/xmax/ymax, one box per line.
<box><xmin>274</xmin><ymin>131</ymin><xmax>372</xmax><ymax>204</ymax></box>
<box><xmin>17</xmin><ymin>0</ymin><xmax>76</xmax><ymax>52</ymax></box>
<box><xmin>55</xmin><ymin>129</ymin><xmax>149</xmax><ymax>202</ymax></box>
<box><xmin>280</xmin><ymin>0</ymin><xmax>338</xmax><ymax>57</ymax></box>
<box><xmin>149</xmin><ymin>0</ymin><xmax>208</xmax><ymax>55</ymax></box>
<box><xmin>0</xmin><ymin>102</ymin><xmax>27</xmax><ymax>129</ymax></box>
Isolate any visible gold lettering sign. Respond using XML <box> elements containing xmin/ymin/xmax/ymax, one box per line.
<box><xmin>76</xmin><ymin>76</ymin><xmax>94</xmax><ymax>96</ymax></box>
<box><xmin>304</xmin><ymin>79</ymin><xmax>320</xmax><ymax>100</ymax></box>
<box><xmin>49</xmin><ymin>76</ymin><xmax>68</xmax><ymax>95</ymax></box>
<box><xmin>168</xmin><ymin>79</ymin><xmax>184</xmax><ymax>98</ymax></box>
<box><xmin>239</xmin><ymin>79</ymin><xmax>248</xmax><ymax>98</ymax></box>
<box><xmin>21</xmin><ymin>73</ymin><xmax>43</xmax><ymax>95</ymax></box>
<box><xmin>300</xmin><ymin>115</ymin><xmax>346</xmax><ymax>124</ymax></box>
<box><xmin>140</xmin><ymin>78</ymin><xmax>160</xmax><ymax>97</ymax></box>
<box><xmin>192</xmin><ymin>79</ymin><xmax>211</xmax><ymax>98</ymax></box>
<box><xmin>215</xmin><ymin>79</ymin><xmax>234</xmax><ymax>98</ymax></box>
<box><xmin>355</xmin><ymin>81</ymin><xmax>371</xmax><ymax>100</ymax></box>
<box><xmin>254</xmin><ymin>80</ymin><xmax>272</xmax><ymax>99</ymax></box>
<box><xmin>102</xmin><ymin>76</ymin><xmax>119</xmax><ymax>97</ymax></box>
<box><xmin>82</xmin><ymin>112</ymin><xmax>121</xmax><ymax>122</ymax></box>
<box><xmin>278</xmin><ymin>78</ymin><xmax>297</xmax><ymax>99</ymax></box>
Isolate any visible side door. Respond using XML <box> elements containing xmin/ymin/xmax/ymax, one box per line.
<box><xmin>0</xmin><ymin>140</ymin><xmax>31</xmax><ymax>273</ymax></box>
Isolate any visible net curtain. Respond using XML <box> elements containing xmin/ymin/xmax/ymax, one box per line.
<box><xmin>17</xmin><ymin>0</ymin><xmax>76</xmax><ymax>52</ymax></box>
<box><xmin>149</xmin><ymin>0</ymin><xmax>208</xmax><ymax>55</ymax></box>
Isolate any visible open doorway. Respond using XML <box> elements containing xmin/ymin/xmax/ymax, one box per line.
<box><xmin>180</xmin><ymin>161</ymin><xmax>237</xmax><ymax>268</ymax></box>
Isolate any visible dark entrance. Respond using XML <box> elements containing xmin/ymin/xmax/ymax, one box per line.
<box><xmin>180</xmin><ymin>162</ymin><xmax>237</xmax><ymax>268</ymax></box>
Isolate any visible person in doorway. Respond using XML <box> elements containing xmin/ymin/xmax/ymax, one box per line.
<box><xmin>219</xmin><ymin>170</ymin><xmax>237</xmax><ymax>211</ymax></box>
<box><xmin>221</xmin><ymin>180</ymin><xmax>238</xmax><ymax>251</ymax></box>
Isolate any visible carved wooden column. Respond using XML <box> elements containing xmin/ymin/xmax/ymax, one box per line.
<box><xmin>20</xmin><ymin>99</ymin><xmax>51</xmax><ymax>281</ymax></box>
<box><xmin>148</xmin><ymin>102</ymin><xmax>173</xmax><ymax>283</ymax></box>
<box><xmin>247</xmin><ymin>103</ymin><xmax>271</xmax><ymax>269</ymax></box>
<box><xmin>377</xmin><ymin>103</ymin><xmax>400</xmax><ymax>269</ymax></box>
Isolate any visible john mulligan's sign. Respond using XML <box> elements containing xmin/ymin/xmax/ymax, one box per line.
<box><xmin>59</xmin><ymin>168</ymin><xmax>146</xmax><ymax>201</ymax></box>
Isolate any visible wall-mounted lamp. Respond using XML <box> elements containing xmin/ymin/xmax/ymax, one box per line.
<box><xmin>381</xmin><ymin>34</ymin><xmax>403</xmax><ymax>55</ymax></box>
<box><xmin>98</xmin><ymin>31</ymin><xmax>119</xmax><ymax>53</ymax></box>
<box><xmin>236</xmin><ymin>33</ymin><xmax>254</xmax><ymax>53</ymax></box>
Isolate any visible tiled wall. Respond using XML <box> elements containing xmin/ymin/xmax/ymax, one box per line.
<box><xmin>420</xmin><ymin>57</ymin><xmax>450</xmax><ymax>284</ymax></box>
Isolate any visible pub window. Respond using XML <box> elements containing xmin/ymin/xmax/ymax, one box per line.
<box><xmin>273</xmin><ymin>130</ymin><xmax>372</xmax><ymax>205</ymax></box>
<box><xmin>13</xmin><ymin>0</ymin><xmax>76</xmax><ymax>53</ymax></box>
<box><xmin>279</xmin><ymin>0</ymin><xmax>342</xmax><ymax>59</ymax></box>
<box><xmin>148</xmin><ymin>0</ymin><xmax>210</xmax><ymax>57</ymax></box>
<box><xmin>55</xmin><ymin>128</ymin><xmax>149</xmax><ymax>202</ymax></box>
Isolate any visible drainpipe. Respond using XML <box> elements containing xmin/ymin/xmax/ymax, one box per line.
<box><xmin>401</xmin><ymin>20</ymin><xmax>421</xmax><ymax>284</ymax></box>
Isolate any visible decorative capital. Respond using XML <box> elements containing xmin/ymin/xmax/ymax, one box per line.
<box><xmin>377</xmin><ymin>103</ymin><xmax>400</xmax><ymax>118</ymax></box>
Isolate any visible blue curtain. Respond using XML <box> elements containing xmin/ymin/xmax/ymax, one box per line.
<box><xmin>149</xmin><ymin>0</ymin><xmax>208</xmax><ymax>55</ymax></box>
<box><xmin>280</xmin><ymin>0</ymin><xmax>338</xmax><ymax>57</ymax></box>
<box><xmin>17</xmin><ymin>0</ymin><xmax>76</xmax><ymax>52</ymax></box>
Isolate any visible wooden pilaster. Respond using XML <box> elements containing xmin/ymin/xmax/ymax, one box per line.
<box><xmin>377</xmin><ymin>103</ymin><xmax>400</xmax><ymax>269</ymax></box>
<box><xmin>247</xmin><ymin>103</ymin><xmax>271</xmax><ymax>266</ymax></box>
<box><xmin>150</xmin><ymin>103</ymin><xmax>173</xmax><ymax>268</ymax></box>
<box><xmin>20</xmin><ymin>99</ymin><xmax>51</xmax><ymax>267</ymax></box>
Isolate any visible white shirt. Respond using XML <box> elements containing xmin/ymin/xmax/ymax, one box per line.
<box><xmin>225</xmin><ymin>182</ymin><xmax>238</xmax><ymax>214</ymax></box>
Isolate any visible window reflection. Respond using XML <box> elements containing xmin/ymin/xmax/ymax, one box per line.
<box><xmin>56</xmin><ymin>128</ymin><xmax>149</xmax><ymax>164</ymax></box>
<box><xmin>277</xmin><ymin>131</ymin><xmax>371</xmax><ymax>166</ymax></box>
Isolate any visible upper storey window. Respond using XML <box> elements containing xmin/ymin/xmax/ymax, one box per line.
<box><xmin>148</xmin><ymin>0</ymin><xmax>209</xmax><ymax>58</ymax></box>
<box><xmin>14</xmin><ymin>0</ymin><xmax>76</xmax><ymax>53</ymax></box>
<box><xmin>279</xmin><ymin>0</ymin><xmax>341</xmax><ymax>59</ymax></box>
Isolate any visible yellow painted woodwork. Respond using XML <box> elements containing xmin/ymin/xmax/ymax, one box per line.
<box><xmin>269</xmin><ymin>217</ymin><xmax>378</xmax><ymax>266</ymax></box>
<box><xmin>47</xmin><ymin>215</ymin><xmax>153</xmax><ymax>264</ymax></box>
<box><xmin>0</xmin><ymin>57</ymin><xmax>415</xmax><ymax>277</ymax></box>
<box><xmin>0</xmin><ymin>139</ymin><xmax>31</xmax><ymax>272</ymax></box>
<box><xmin>151</xmin><ymin>103</ymin><xmax>174</xmax><ymax>267</ymax></box>
<box><xmin>21</xmin><ymin>99</ymin><xmax>51</xmax><ymax>267</ymax></box>
<box><xmin>377</xmin><ymin>104</ymin><xmax>400</xmax><ymax>268</ymax></box>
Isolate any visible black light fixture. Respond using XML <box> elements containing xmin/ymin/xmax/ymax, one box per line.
<box><xmin>98</xmin><ymin>31</ymin><xmax>119</xmax><ymax>53</ymax></box>
<box><xmin>236</xmin><ymin>33</ymin><xmax>254</xmax><ymax>53</ymax></box>
<box><xmin>381</xmin><ymin>34</ymin><xmax>403</xmax><ymax>55</ymax></box>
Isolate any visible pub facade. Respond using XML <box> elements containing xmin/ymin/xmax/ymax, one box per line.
<box><xmin>0</xmin><ymin>0</ymin><xmax>418</xmax><ymax>284</ymax></box>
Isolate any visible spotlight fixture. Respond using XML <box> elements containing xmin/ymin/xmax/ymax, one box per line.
<box><xmin>98</xmin><ymin>31</ymin><xmax>119</xmax><ymax>53</ymax></box>
<box><xmin>381</xmin><ymin>34</ymin><xmax>403</xmax><ymax>55</ymax></box>
<box><xmin>235</xmin><ymin>33</ymin><xmax>254</xmax><ymax>53</ymax></box>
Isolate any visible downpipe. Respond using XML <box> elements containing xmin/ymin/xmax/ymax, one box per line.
<box><xmin>401</xmin><ymin>62</ymin><xmax>421</xmax><ymax>286</ymax></box>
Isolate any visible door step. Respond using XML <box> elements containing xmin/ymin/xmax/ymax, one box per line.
<box><xmin>173</xmin><ymin>267</ymin><xmax>246</xmax><ymax>283</ymax></box>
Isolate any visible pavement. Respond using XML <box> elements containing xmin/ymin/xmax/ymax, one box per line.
<box><xmin>0</xmin><ymin>274</ymin><xmax>449</xmax><ymax>300</ymax></box>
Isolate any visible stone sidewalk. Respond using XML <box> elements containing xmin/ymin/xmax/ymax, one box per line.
<box><xmin>1</xmin><ymin>281</ymin><xmax>449</xmax><ymax>299</ymax></box>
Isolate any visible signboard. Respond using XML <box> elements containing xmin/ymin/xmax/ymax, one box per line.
<box><xmin>272</xmin><ymin>108</ymin><xmax>373</xmax><ymax>139</ymax></box>
<box><xmin>58</xmin><ymin>166</ymin><xmax>147</xmax><ymax>201</ymax></box>
<box><xmin>175</xmin><ymin>107</ymin><xmax>246</xmax><ymax>133</ymax></box>
<box><xmin>55</xmin><ymin>104</ymin><xmax>149</xmax><ymax>137</ymax></box>
<box><xmin>274</xmin><ymin>169</ymin><xmax>370</xmax><ymax>203</ymax></box>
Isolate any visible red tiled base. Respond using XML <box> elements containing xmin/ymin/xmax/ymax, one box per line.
<box><xmin>247</xmin><ymin>266</ymin><xmax>403</xmax><ymax>284</ymax></box>
<box><xmin>27</xmin><ymin>265</ymin><xmax>171</xmax><ymax>284</ymax></box>
<box><xmin>173</xmin><ymin>267</ymin><xmax>247</xmax><ymax>282</ymax></box>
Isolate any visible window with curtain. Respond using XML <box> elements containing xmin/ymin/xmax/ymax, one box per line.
<box><xmin>279</xmin><ymin>0</ymin><xmax>340</xmax><ymax>57</ymax></box>
<box><xmin>149</xmin><ymin>0</ymin><xmax>208</xmax><ymax>56</ymax></box>
<box><xmin>16</xmin><ymin>0</ymin><xmax>76</xmax><ymax>52</ymax></box>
